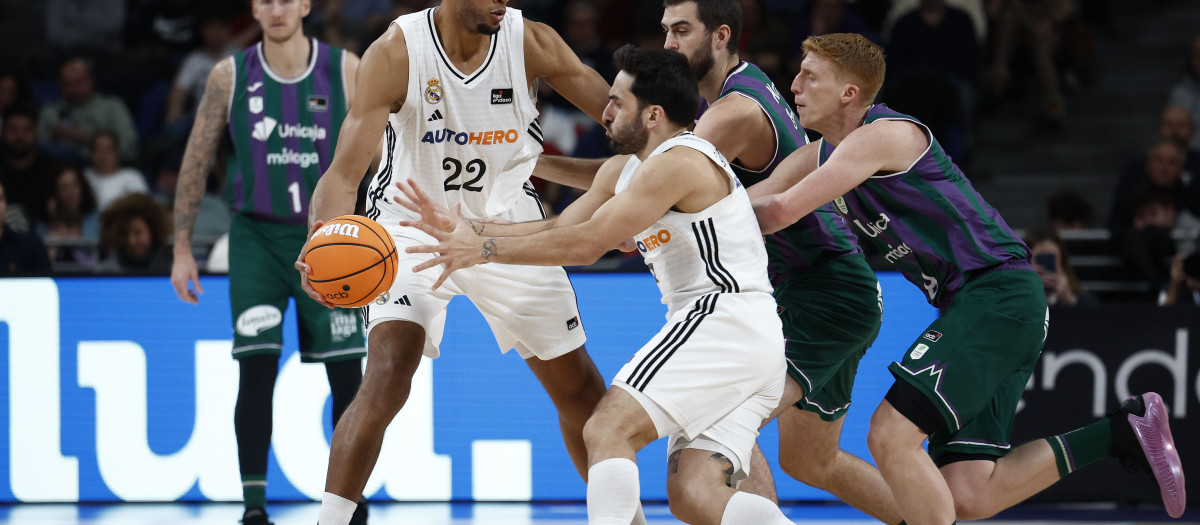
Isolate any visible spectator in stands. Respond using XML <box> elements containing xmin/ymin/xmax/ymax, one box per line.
<box><xmin>313</xmin><ymin>0</ymin><xmax>393</xmax><ymax>54</ymax></box>
<box><xmin>96</xmin><ymin>192</ymin><xmax>170</xmax><ymax>273</ymax></box>
<box><xmin>738</xmin><ymin>0</ymin><xmax>792</xmax><ymax>87</ymax></box>
<box><xmin>885</xmin><ymin>0</ymin><xmax>982</xmax><ymax>160</ymax></box>
<box><xmin>788</xmin><ymin>0</ymin><xmax>881</xmax><ymax>76</ymax></box>
<box><xmin>37</xmin><ymin>164</ymin><xmax>99</xmax><ymax>268</ymax></box>
<box><xmin>84</xmin><ymin>130</ymin><xmax>149</xmax><ymax>212</ymax></box>
<box><xmin>984</xmin><ymin>0</ymin><xmax>1076</xmax><ymax>130</ymax></box>
<box><xmin>150</xmin><ymin>147</ymin><xmax>229</xmax><ymax>241</ymax></box>
<box><xmin>1110</xmin><ymin>139</ymin><xmax>1200</xmax><ymax>230</ymax></box>
<box><xmin>1113</xmin><ymin>183</ymin><xmax>1184</xmax><ymax>300</ymax></box>
<box><xmin>1158</xmin><ymin>105</ymin><xmax>1200</xmax><ymax>174</ymax></box>
<box><xmin>0</xmin><ymin>69</ymin><xmax>35</xmax><ymax>130</ymax></box>
<box><xmin>1046</xmin><ymin>188</ymin><xmax>1094</xmax><ymax>231</ymax></box>
<box><xmin>0</xmin><ymin>105</ymin><xmax>56</xmax><ymax>230</ymax></box>
<box><xmin>1161</xmin><ymin>250</ymin><xmax>1200</xmax><ymax>306</ymax></box>
<box><xmin>1167</xmin><ymin>34</ymin><xmax>1200</xmax><ymax>151</ymax></box>
<box><xmin>45</xmin><ymin>0</ymin><xmax>126</xmax><ymax>58</ymax></box>
<box><xmin>1025</xmin><ymin>227</ymin><xmax>1098</xmax><ymax>306</ymax></box>
<box><xmin>564</xmin><ymin>0</ymin><xmax>617</xmax><ymax>82</ymax></box>
<box><xmin>165</xmin><ymin>13</ymin><xmax>239</xmax><ymax>132</ymax></box>
<box><xmin>0</xmin><ymin>178</ymin><xmax>51</xmax><ymax>275</ymax></box>
<box><xmin>38</xmin><ymin>58</ymin><xmax>139</xmax><ymax>163</ymax></box>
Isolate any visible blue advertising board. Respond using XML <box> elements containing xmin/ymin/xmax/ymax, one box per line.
<box><xmin>0</xmin><ymin>273</ymin><xmax>935</xmax><ymax>502</ymax></box>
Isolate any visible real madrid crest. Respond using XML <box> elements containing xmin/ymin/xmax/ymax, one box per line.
<box><xmin>424</xmin><ymin>78</ymin><xmax>442</xmax><ymax>105</ymax></box>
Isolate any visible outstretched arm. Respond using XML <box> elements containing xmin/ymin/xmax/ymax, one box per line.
<box><xmin>396</xmin><ymin>155</ymin><xmax>628</xmax><ymax>237</ymax></box>
<box><xmin>532</xmin><ymin>154</ymin><xmax>607</xmax><ymax>191</ymax></box>
<box><xmin>753</xmin><ymin>120</ymin><xmax>927</xmax><ymax>234</ymax></box>
<box><xmin>170</xmin><ymin>57</ymin><xmax>233</xmax><ymax>304</ymax></box>
<box><xmin>405</xmin><ymin>154</ymin><xmax>694</xmax><ymax>289</ymax></box>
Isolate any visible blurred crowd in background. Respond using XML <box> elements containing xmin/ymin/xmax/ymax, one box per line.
<box><xmin>0</xmin><ymin>0</ymin><xmax>1198</xmax><ymax>306</ymax></box>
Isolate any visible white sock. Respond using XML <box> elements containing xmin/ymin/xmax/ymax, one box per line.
<box><xmin>587</xmin><ymin>458</ymin><xmax>641</xmax><ymax>525</ymax></box>
<box><xmin>631</xmin><ymin>504</ymin><xmax>648</xmax><ymax>525</ymax></box>
<box><xmin>318</xmin><ymin>492</ymin><xmax>358</xmax><ymax>525</ymax></box>
<box><xmin>720</xmin><ymin>492</ymin><xmax>794</xmax><ymax>525</ymax></box>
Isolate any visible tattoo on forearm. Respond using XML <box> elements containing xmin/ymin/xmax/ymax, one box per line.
<box><xmin>469</xmin><ymin>218</ymin><xmax>485</xmax><ymax>235</ymax></box>
<box><xmin>174</xmin><ymin>63</ymin><xmax>230</xmax><ymax>240</ymax></box>
<box><xmin>710</xmin><ymin>452</ymin><xmax>736</xmax><ymax>487</ymax></box>
<box><xmin>481</xmin><ymin>238</ymin><xmax>498</xmax><ymax>261</ymax></box>
<box><xmin>667</xmin><ymin>450</ymin><xmax>682</xmax><ymax>475</ymax></box>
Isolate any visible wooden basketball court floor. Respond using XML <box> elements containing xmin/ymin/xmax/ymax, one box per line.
<box><xmin>0</xmin><ymin>501</ymin><xmax>1189</xmax><ymax>524</ymax></box>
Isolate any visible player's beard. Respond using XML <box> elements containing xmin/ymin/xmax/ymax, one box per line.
<box><xmin>605</xmin><ymin>118</ymin><xmax>649</xmax><ymax>155</ymax></box>
<box><xmin>458</xmin><ymin>3</ymin><xmax>501</xmax><ymax>35</ymax></box>
<box><xmin>688</xmin><ymin>33</ymin><xmax>715</xmax><ymax>80</ymax></box>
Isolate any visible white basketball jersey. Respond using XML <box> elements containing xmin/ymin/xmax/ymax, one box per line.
<box><xmin>365</xmin><ymin>7</ymin><xmax>544</xmax><ymax>227</ymax></box>
<box><xmin>617</xmin><ymin>133</ymin><xmax>774</xmax><ymax>315</ymax></box>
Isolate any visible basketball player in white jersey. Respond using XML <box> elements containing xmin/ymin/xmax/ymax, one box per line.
<box><xmin>294</xmin><ymin>1</ymin><xmax>614</xmax><ymax>523</ymax></box>
<box><xmin>399</xmin><ymin>45</ymin><xmax>792</xmax><ymax>525</ymax></box>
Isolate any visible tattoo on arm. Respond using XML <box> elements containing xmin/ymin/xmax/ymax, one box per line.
<box><xmin>710</xmin><ymin>452</ymin><xmax>736</xmax><ymax>487</ymax></box>
<box><xmin>469</xmin><ymin>218</ymin><xmax>485</xmax><ymax>235</ymax></box>
<box><xmin>667</xmin><ymin>450</ymin><xmax>682</xmax><ymax>476</ymax></box>
<box><xmin>174</xmin><ymin>60</ymin><xmax>231</xmax><ymax>243</ymax></box>
<box><xmin>481</xmin><ymin>238</ymin><xmax>498</xmax><ymax>261</ymax></box>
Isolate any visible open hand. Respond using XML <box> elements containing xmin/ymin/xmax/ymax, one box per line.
<box><xmin>394</xmin><ymin>179</ymin><xmax>456</xmax><ymax>233</ymax></box>
<box><xmin>400</xmin><ymin>203</ymin><xmax>492</xmax><ymax>290</ymax></box>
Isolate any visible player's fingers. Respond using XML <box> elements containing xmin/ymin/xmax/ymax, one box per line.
<box><xmin>412</xmin><ymin>256</ymin><xmax>444</xmax><ymax>274</ymax></box>
<box><xmin>392</xmin><ymin>194</ymin><xmax>420</xmax><ymax>213</ymax></box>
<box><xmin>405</xmin><ymin>243</ymin><xmax>442</xmax><ymax>255</ymax></box>
<box><xmin>172</xmin><ymin>278</ymin><xmax>196</xmax><ymax>304</ymax></box>
<box><xmin>409</xmin><ymin>220</ymin><xmax>449</xmax><ymax>239</ymax></box>
<box><xmin>191</xmin><ymin>270</ymin><xmax>204</xmax><ymax>296</ymax></box>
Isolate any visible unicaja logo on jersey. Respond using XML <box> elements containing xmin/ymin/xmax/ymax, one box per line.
<box><xmin>252</xmin><ymin>116</ymin><xmax>278</xmax><ymax>141</ymax></box>
<box><xmin>636</xmin><ymin>229</ymin><xmax>672</xmax><ymax>253</ymax></box>
<box><xmin>278</xmin><ymin>123</ymin><xmax>327</xmax><ymax>141</ymax></box>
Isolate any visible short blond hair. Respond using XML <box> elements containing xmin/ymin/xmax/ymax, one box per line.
<box><xmin>801</xmin><ymin>33</ymin><xmax>885</xmax><ymax>106</ymax></box>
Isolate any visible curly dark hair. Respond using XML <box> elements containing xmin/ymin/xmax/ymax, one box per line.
<box><xmin>99</xmin><ymin>193</ymin><xmax>168</xmax><ymax>253</ymax></box>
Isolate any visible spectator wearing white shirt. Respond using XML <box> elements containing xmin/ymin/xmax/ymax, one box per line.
<box><xmin>84</xmin><ymin>130</ymin><xmax>148</xmax><ymax>212</ymax></box>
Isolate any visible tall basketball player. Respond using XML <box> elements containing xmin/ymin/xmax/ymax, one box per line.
<box><xmin>293</xmin><ymin>1</ymin><xmax>614</xmax><ymax>523</ymax></box>
<box><xmin>169</xmin><ymin>1</ymin><xmax>367</xmax><ymax>525</ymax></box>
<box><xmin>400</xmin><ymin>44</ymin><xmax>794</xmax><ymax>525</ymax></box>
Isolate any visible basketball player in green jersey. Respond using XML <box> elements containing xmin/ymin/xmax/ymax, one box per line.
<box><xmin>169</xmin><ymin>1</ymin><xmax>367</xmax><ymax>524</ymax></box>
<box><xmin>754</xmin><ymin>33</ymin><xmax>1185</xmax><ymax>524</ymax></box>
<box><xmin>659</xmin><ymin>2</ymin><xmax>900</xmax><ymax>522</ymax></box>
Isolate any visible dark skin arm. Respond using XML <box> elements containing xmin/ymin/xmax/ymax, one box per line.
<box><xmin>297</xmin><ymin>26</ymin><xmax>405</xmax><ymax>307</ymax></box>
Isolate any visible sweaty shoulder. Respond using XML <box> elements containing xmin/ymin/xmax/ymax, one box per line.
<box><xmin>523</xmin><ymin>19</ymin><xmax>570</xmax><ymax>80</ymax></box>
<box><xmin>359</xmin><ymin>22</ymin><xmax>411</xmax><ymax>111</ymax></box>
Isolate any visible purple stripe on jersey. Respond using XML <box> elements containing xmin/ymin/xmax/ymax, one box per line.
<box><xmin>228</xmin><ymin>122</ymin><xmax>248</xmax><ymax>212</ymax></box>
<box><xmin>311</xmin><ymin>45</ymin><xmax>335</xmax><ymax>174</ymax></box>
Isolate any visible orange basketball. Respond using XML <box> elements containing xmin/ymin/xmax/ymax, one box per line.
<box><xmin>303</xmin><ymin>215</ymin><xmax>398</xmax><ymax>308</ymax></box>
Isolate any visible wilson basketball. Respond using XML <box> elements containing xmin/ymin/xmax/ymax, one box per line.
<box><xmin>303</xmin><ymin>215</ymin><xmax>398</xmax><ymax>308</ymax></box>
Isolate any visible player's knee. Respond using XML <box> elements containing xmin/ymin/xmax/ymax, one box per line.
<box><xmin>665</xmin><ymin>475</ymin><xmax>709</xmax><ymax>524</ymax></box>
<box><xmin>948</xmin><ymin>486</ymin><xmax>996</xmax><ymax>520</ymax></box>
<box><xmin>866</xmin><ymin>412</ymin><xmax>901</xmax><ymax>460</ymax></box>
<box><xmin>779</xmin><ymin>447</ymin><xmax>833</xmax><ymax>486</ymax></box>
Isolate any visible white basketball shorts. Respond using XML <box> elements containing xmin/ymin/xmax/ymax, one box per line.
<box><xmin>612</xmin><ymin>291</ymin><xmax>786</xmax><ymax>484</ymax></box>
